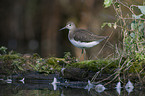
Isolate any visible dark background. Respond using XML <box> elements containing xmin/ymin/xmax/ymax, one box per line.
<box><xmin>0</xmin><ymin>0</ymin><xmax>142</xmax><ymax>59</ymax></box>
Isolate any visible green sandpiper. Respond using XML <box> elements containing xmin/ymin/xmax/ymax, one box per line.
<box><xmin>59</xmin><ymin>22</ymin><xmax>108</xmax><ymax>60</ymax></box>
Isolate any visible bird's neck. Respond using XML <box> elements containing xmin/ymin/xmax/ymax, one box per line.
<box><xmin>68</xmin><ymin>29</ymin><xmax>75</xmax><ymax>40</ymax></box>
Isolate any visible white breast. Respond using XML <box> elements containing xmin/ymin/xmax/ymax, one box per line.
<box><xmin>69</xmin><ymin>39</ymin><xmax>99</xmax><ymax>49</ymax></box>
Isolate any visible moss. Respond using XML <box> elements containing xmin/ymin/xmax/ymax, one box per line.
<box><xmin>0</xmin><ymin>54</ymin><xmax>21</xmax><ymax>61</ymax></box>
<box><xmin>0</xmin><ymin>46</ymin><xmax>145</xmax><ymax>84</ymax></box>
<box><xmin>129</xmin><ymin>60</ymin><xmax>145</xmax><ymax>73</ymax></box>
<box><xmin>66</xmin><ymin>59</ymin><xmax>118</xmax><ymax>74</ymax></box>
<box><xmin>0</xmin><ymin>54</ymin><xmax>61</xmax><ymax>75</ymax></box>
<box><xmin>0</xmin><ymin>52</ymin><xmax>24</xmax><ymax>75</ymax></box>
<box><xmin>24</xmin><ymin>57</ymin><xmax>66</xmax><ymax>74</ymax></box>
<box><xmin>0</xmin><ymin>51</ymin><xmax>144</xmax><ymax>76</ymax></box>
<box><xmin>45</xmin><ymin>57</ymin><xmax>65</xmax><ymax>71</ymax></box>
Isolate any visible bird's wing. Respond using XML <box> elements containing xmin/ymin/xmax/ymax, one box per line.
<box><xmin>73</xmin><ymin>29</ymin><xmax>107</xmax><ymax>42</ymax></box>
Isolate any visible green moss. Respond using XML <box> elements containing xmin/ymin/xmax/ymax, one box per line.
<box><xmin>32</xmin><ymin>53</ymin><xmax>40</xmax><ymax>59</ymax></box>
<box><xmin>0</xmin><ymin>51</ymin><xmax>144</xmax><ymax>76</ymax></box>
<box><xmin>129</xmin><ymin>60</ymin><xmax>145</xmax><ymax>73</ymax></box>
<box><xmin>0</xmin><ymin>46</ymin><xmax>145</xmax><ymax>84</ymax></box>
<box><xmin>0</xmin><ymin>54</ymin><xmax>21</xmax><ymax>61</ymax></box>
<box><xmin>45</xmin><ymin>57</ymin><xmax>65</xmax><ymax>71</ymax></box>
<box><xmin>66</xmin><ymin>59</ymin><xmax>117</xmax><ymax>74</ymax></box>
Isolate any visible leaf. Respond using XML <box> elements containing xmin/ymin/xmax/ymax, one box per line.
<box><xmin>104</xmin><ymin>0</ymin><xmax>113</xmax><ymax>8</ymax></box>
<box><xmin>101</xmin><ymin>23</ymin><xmax>107</xmax><ymax>29</ymax></box>
<box><xmin>132</xmin><ymin>14</ymin><xmax>143</xmax><ymax>19</ymax></box>
<box><xmin>130</xmin><ymin>33</ymin><xmax>135</xmax><ymax>38</ymax></box>
<box><xmin>131</xmin><ymin>21</ymin><xmax>144</xmax><ymax>32</ymax></box>
<box><xmin>113</xmin><ymin>22</ymin><xmax>117</xmax><ymax>29</ymax></box>
<box><xmin>17</xmin><ymin>65</ymin><xmax>24</xmax><ymax>71</ymax></box>
<box><xmin>138</xmin><ymin>23</ymin><xmax>144</xmax><ymax>32</ymax></box>
<box><xmin>131</xmin><ymin>21</ymin><xmax>137</xmax><ymax>30</ymax></box>
<box><xmin>29</xmin><ymin>64</ymin><xmax>38</xmax><ymax>70</ymax></box>
<box><xmin>0</xmin><ymin>46</ymin><xmax>7</xmax><ymax>54</ymax></box>
<box><xmin>138</xmin><ymin>6</ymin><xmax>145</xmax><ymax>15</ymax></box>
<box><xmin>107</xmin><ymin>23</ymin><xmax>112</xmax><ymax>28</ymax></box>
<box><xmin>101</xmin><ymin>22</ymin><xmax>112</xmax><ymax>28</ymax></box>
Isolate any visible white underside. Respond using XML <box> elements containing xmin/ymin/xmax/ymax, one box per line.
<box><xmin>69</xmin><ymin>39</ymin><xmax>99</xmax><ymax>49</ymax></box>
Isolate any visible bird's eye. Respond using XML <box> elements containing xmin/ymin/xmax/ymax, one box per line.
<box><xmin>69</xmin><ymin>24</ymin><xmax>71</xmax><ymax>26</ymax></box>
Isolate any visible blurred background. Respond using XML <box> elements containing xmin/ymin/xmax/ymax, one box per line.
<box><xmin>0</xmin><ymin>0</ymin><xmax>142</xmax><ymax>59</ymax></box>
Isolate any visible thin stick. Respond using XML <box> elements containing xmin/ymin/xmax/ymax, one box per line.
<box><xmin>96</xmin><ymin>31</ymin><xmax>113</xmax><ymax>58</ymax></box>
<box><xmin>91</xmin><ymin>61</ymin><xmax>112</xmax><ymax>82</ymax></box>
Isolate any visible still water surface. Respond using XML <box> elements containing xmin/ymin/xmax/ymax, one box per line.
<box><xmin>0</xmin><ymin>80</ymin><xmax>144</xmax><ymax>96</ymax></box>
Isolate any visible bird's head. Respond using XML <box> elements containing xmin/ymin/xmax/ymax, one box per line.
<box><xmin>59</xmin><ymin>22</ymin><xmax>76</xmax><ymax>31</ymax></box>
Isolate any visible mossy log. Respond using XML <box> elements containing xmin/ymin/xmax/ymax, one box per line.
<box><xmin>0</xmin><ymin>50</ymin><xmax>145</xmax><ymax>84</ymax></box>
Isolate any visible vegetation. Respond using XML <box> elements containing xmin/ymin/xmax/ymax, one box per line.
<box><xmin>0</xmin><ymin>0</ymin><xmax>145</xmax><ymax>86</ymax></box>
<box><xmin>0</xmin><ymin>46</ymin><xmax>66</xmax><ymax>75</ymax></box>
<box><xmin>98</xmin><ymin>0</ymin><xmax>145</xmax><ymax>85</ymax></box>
<box><xmin>0</xmin><ymin>45</ymin><xmax>145</xmax><ymax>85</ymax></box>
<box><xmin>103</xmin><ymin>0</ymin><xmax>145</xmax><ymax>60</ymax></box>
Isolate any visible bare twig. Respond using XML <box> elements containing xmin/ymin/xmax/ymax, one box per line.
<box><xmin>91</xmin><ymin>61</ymin><xmax>112</xmax><ymax>82</ymax></box>
<box><xmin>96</xmin><ymin>30</ymin><xmax>113</xmax><ymax>57</ymax></box>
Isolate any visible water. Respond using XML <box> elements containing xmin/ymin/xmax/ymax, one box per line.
<box><xmin>0</xmin><ymin>80</ymin><xmax>145</xmax><ymax>96</ymax></box>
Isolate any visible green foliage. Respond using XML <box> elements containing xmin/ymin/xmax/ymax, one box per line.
<box><xmin>100</xmin><ymin>1</ymin><xmax>145</xmax><ymax>83</ymax></box>
<box><xmin>64</xmin><ymin>52</ymin><xmax>77</xmax><ymax>63</ymax></box>
<box><xmin>12</xmin><ymin>60</ymin><xmax>24</xmax><ymax>71</ymax></box>
<box><xmin>138</xmin><ymin>6</ymin><xmax>145</xmax><ymax>15</ymax></box>
<box><xmin>0</xmin><ymin>49</ymin><xmax>23</xmax><ymax>75</ymax></box>
<box><xmin>0</xmin><ymin>46</ymin><xmax>7</xmax><ymax>54</ymax></box>
<box><xmin>29</xmin><ymin>57</ymin><xmax>65</xmax><ymax>74</ymax></box>
<box><xmin>32</xmin><ymin>53</ymin><xmax>40</xmax><ymax>59</ymax></box>
<box><xmin>0</xmin><ymin>46</ymin><xmax>145</xmax><ymax>83</ymax></box>
<box><xmin>124</xmin><ymin>20</ymin><xmax>145</xmax><ymax>60</ymax></box>
<box><xmin>101</xmin><ymin>22</ymin><xmax>112</xmax><ymax>28</ymax></box>
<box><xmin>0</xmin><ymin>46</ymin><xmax>65</xmax><ymax>75</ymax></box>
<box><xmin>102</xmin><ymin>1</ymin><xmax>145</xmax><ymax>61</ymax></box>
<box><xmin>0</xmin><ymin>54</ymin><xmax>20</xmax><ymax>61</ymax></box>
<box><xmin>129</xmin><ymin>60</ymin><xmax>145</xmax><ymax>73</ymax></box>
<box><xmin>64</xmin><ymin>52</ymin><xmax>71</xmax><ymax>60</ymax></box>
<box><xmin>104</xmin><ymin>0</ymin><xmax>113</xmax><ymax>8</ymax></box>
<box><xmin>132</xmin><ymin>14</ymin><xmax>143</xmax><ymax>19</ymax></box>
<box><xmin>101</xmin><ymin>22</ymin><xmax>117</xmax><ymax>29</ymax></box>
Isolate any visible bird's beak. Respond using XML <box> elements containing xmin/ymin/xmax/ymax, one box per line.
<box><xmin>59</xmin><ymin>27</ymin><xmax>66</xmax><ymax>31</ymax></box>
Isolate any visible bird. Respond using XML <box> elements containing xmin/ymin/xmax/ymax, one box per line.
<box><xmin>59</xmin><ymin>21</ymin><xmax>108</xmax><ymax>60</ymax></box>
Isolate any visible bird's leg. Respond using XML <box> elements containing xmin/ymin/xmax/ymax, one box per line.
<box><xmin>82</xmin><ymin>49</ymin><xmax>84</xmax><ymax>54</ymax></box>
<box><xmin>83</xmin><ymin>49</ymin><xmax>86</xmax><ymax>60</ymax></box>
<box><xmin>78</xmin><ymin>49</ymin><xmax>84</xmax><ymax>61</ymax></box>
